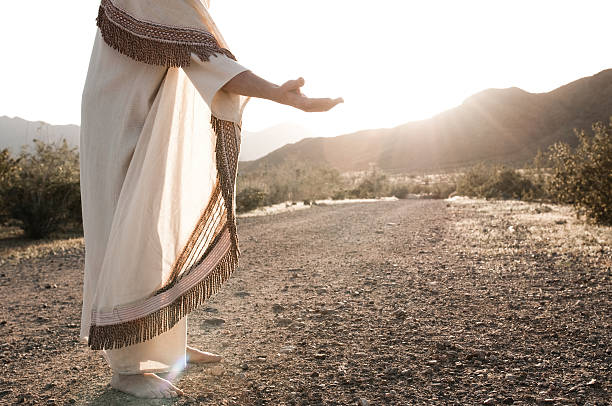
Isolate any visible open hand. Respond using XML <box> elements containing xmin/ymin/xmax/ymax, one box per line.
<box><xmin>278</xmin><ymin>77</ymin><xmax>343</xmax><ymax>112</ymax></box>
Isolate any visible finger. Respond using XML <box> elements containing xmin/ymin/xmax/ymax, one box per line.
<box><xmin>282</xmin><ymin>77</ymin><xmax>305</xmax><ymax>92</ymax></box>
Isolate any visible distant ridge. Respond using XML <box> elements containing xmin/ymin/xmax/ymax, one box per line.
<box><xmin>240</xmin><ymin>123</ymin><xmax>313</xmax><ymax>161</ymax></box>
<box><xmin>240</xmin><ymin>69</ymin><xmax>612</xmax><ymax>174</ymax></box>
<box><xmin>0</xmin><ymin>116</ymin><xmax>79</xmax><ymax>154</ymax></box>
<box><xmin>0</xmin><ymin>117</ymin><xmax>312</xmax><ymax>162</ymax></box>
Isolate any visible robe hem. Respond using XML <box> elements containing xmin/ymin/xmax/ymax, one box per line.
<box><xmin>88</xmin><ymin>115</ymin><xmax>242</xmax><ymax>351</ymax></box>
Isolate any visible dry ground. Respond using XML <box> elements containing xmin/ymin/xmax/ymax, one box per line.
<box><xmin>0</xmin><ymin>198</ymin><xmax>610</xmax><ymax>405</ymax></box>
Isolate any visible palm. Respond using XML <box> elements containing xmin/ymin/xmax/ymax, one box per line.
<box><xmin>280</xmin><ymin>78</ymin><xmax>343</xmax><ymax>112</ymax></box>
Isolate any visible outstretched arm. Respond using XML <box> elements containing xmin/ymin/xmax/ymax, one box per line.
<box><xmin>222</xmin><ymin>71</ymin><xmax>343</xmax><ymax>113</ymax></box>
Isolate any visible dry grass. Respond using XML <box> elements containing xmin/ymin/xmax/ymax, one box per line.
<box><xmin>447</xmin><ymin>196</ymin><xmax>611</xmax><ymax>259</ymax></box>
<box><xmin>0</xmin><ymin>226</ymin><xmax>83</xmax><ymax>265</ymax></box>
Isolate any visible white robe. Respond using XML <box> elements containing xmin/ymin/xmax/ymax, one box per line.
<box><xmin>80</xmin><ymin>27</ymin><xmax>247</xmax><ymax>372</ymax></box>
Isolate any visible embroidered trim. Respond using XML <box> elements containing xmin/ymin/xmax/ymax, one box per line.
<box><xmin>212</xmin><ymin>116</ymin><xmax>241</xmax><ymax>255</ymax></box>
<box><xmin>96</xmin><ymin>0</ymin><xmax>236</xmax><ymax>67</ymax></box>
<box><xmin>88</xmin><ymin>227</ymin><xmax>235</xmax><ymax>350</ymax></box>
<box><xmin>87</xmin><ymin>116</ymin><xmax>243</xmax><ymax>350</ymax></box>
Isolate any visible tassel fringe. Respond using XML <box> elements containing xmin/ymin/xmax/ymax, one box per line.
<box><xmin>96</xmin><ymin>0</ymin><xmax>235</xmax><ymax>67</ymax></box>
<box><xmin>88</xmin><ymin>244</ymin><xmax>237</xmax><ymax>350</ymax></box>
<box><xmin>86</xmin><ymin>95</ymin><xmax>242</xmax><ymax>351</ymax></box>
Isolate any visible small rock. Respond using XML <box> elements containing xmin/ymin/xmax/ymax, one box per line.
<box><xmin>502</xmin><ymin>397</ymin><xmax>514</xmax><ymax>405</ymax></box>
<box><xmin>314</xmin><ymin>353</ymin><xmax>326</xmax><ymax>360</ymax></box>
<box><xmin>234</xmin><ymin>291</ymin><xmax>250</xmax><ymax>298</ymax></box>
<box><xmin>484</xmin><ymin>398</ymin><xmax>496</xmax><ymax>405</ymax></box>
<box><xmin>272</xmin><ymin>304</ymin><xmax>285</xmax><ymax>313</ymax></box>
<box><xmin>202</xmin><ymin>318</ymin><xmax>225</xmax><ymax>327</ymax></box>
<box><xmin>239</xmin><ymin>362</ymin><xmax>249</xmax><ymax>370</ymax></box>
<box><xmin>204</xmin><ymin>307</ymin><xmax>218</xmax><ymax>313</ymax></box>
<box><xmin>209</xmin><ymin>365</ymin><xmax>225</xmax><ymax>376</ymax></box>
<box><xmin>279</xmin><ymin>346</ymin><xmax>296</xmax><ymax>354</ymax></box>
<box><xmin>275</xmin><ymin>318</ymin><xmax>293</xmax><ymax>327</ymax></box>
<box><xmin>358</xmin><ymin>398</ymin><xmax>370</xmax><ymax>406</ymax></box>
<box><xmin>0</xmin><ymin>321</ymin><xmax>6</xmax><ymax>326</ymax></box>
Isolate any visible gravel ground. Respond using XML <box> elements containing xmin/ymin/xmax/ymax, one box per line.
<box><xmin>0</xmin><ymin>199</ymin><xmax>610</xmax><ymax>405</ymax></box>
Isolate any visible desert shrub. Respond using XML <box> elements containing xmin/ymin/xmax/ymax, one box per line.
<box><xmin>238</xmin><ymin>161</ymin><xmax>346</xmax><ymax>208</ymax></box>
<box><xmin>0</xmin><ymin>148</ymin><xmax>19</xmax><ymax>222</ymax></box>
<box><xmin>389</xmin><ymin>181</ymin><xmax>456</xmax><ymax>199</ymax></box>
<box><xmin>236</xmin><ymin>186</ymin><xmax>267</xmax><ymax>213</ymax></box>
<box><xmin>456</xmin><ymin>163</ymin><xmax>540</xmax><ymax>200</ymax></box>
<box><xmin>547</xmin><ymin>120</ymin><xmax>612</xmax><ymax>225</ymax></box>
<box><xmin>4</xmin><ymin>140</ymin><xmax>81</xmax><ymax>238</ymax></box>
<box><xmin>349</xmin><ymin>166</ymin><xmax>390</xmax><ymax>198</ymax></box>
<box><xmin>428</xmin><ymin>182</ymin><xmax>457</xmax><ymax>199</ymax></box>
<box><xmin>331</xmin><ymin>189</ymin><xmax>348</xmax><ymax>200</ymax></box>
<box><xmin>390</xmin><ymin>183</ymin><xmax>411</xmax><ymax>199</ymax></box>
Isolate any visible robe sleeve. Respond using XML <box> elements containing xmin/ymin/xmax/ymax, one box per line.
<box><xmin>183</xmin><ymin>53</ymin><xmax>249</xmax><ymax>122</ymax></box>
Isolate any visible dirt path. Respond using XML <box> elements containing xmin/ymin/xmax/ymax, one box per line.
<box><xmin>0</xmin><ymin>199</ymin><xmax>610</xmax><ymax>405</ymax></box>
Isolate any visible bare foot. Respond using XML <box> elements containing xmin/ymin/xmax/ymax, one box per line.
<box><xmin>186</xmin><ymin>345</ymin><xmax>223</xmax><ymax>363</ymax></box>
<box><xmin>110</xmin><ymin>373</ymin><xmax>183</xmax><ymax>398</ymax></box>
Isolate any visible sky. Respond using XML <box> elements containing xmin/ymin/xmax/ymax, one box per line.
<box><xmin>0</xmin><ymin>1</ymin><xmax>610</xmax><ymax>138</ymax></box>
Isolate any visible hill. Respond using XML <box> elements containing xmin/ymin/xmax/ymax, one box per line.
<box><xmin>0</xmin><ymin>116</ymin><xmax>80</xmax><ymax>154</ymax></box>
<box><xmin>240</xmin><ymin>69</ymin><xmax>612</xmax><ymax>174</ymax></box>
<box><xmin>0</xmin><ymin>117</ymin><xmax>312</xmax><ymax>162</ymax></box>
<box><xmin>240</xmin><ymin>123</ymin><xmax>313</xmax><ymax>161</ymax></box>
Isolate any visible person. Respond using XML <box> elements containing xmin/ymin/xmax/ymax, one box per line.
<box><xmin>79</xmin><ymin>0</ymin><xmax>342</xmax><ymax>399</ymax></box>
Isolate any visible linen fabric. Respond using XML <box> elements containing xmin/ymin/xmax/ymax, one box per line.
<box><xmin>80</xmin><ymin>0</ymin><xmax>248</xmax><ymax>358</ymax></box>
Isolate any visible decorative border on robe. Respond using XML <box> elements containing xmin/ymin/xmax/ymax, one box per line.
<box><xmin>96</xmin><ymin>0</ymin><xmax>236</xmax><ymax>67</ymax></box>
<box><xmin>88</xmin><ymin>117</ymin><xmax>242</xmax><ymax>350</ymax></box>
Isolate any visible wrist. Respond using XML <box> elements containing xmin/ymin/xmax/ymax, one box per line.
<box><xmin>266</xmin><ymin>84</ymin><xmax>287</xmax><ymax>104</ymax></box>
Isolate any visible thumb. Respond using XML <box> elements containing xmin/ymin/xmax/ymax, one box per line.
<box><xmin>281</xmin><ymin>77</ymin><xmax>305</xmax><ymax>92</ymax></box>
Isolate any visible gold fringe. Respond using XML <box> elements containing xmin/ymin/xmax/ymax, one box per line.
<box><xmin>88</xmin><ymin>242</ymin><xmax>237</xmax><ymax>350</ymax></box>
<box><xmin>96</xmin><ymin>0</ymin><xmax>236</xmax><ymax>67</ymax></box>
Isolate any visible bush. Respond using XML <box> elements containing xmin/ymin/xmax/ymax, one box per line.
<box><xmin>547</xmin><ymin>120</ymin><xmax>612</xmax><ymax>225</ymax></box>
<box><xmin>428</xmin><ymin>182</ymin><xmax>456</xmax><ymax>199</ymax></box>
<box><xmin>456</xmin><ymin>163</ymin><xmax>541</xmax><ymax>200</ymax></box>
<box><xmin>238</xmin><ymin>161</ymin><xmax>346</xmax><ymax>208</ymax></box>
<box><xmin>236</xmin><ymin>186</ymin><xmax>267</xmax><ymax>213</ymax></box>
<box><xmin>0</xmin><ymin>148</ymin><xmax>19</xmax><ymax>223</ymax></box>
<box><xmin>3</xmin><ymin>140</ymin><xmax>81</xmax><ymax>238</ymax></box>
<box><xmin>349</xmin><ymin>166</ymin><xmax>390</xmax><ymax>198</ymax></box>
<box><xmin>390</xmin><ymin>183</ymin><xmax>411</xmax><ymax>199</ymax></box>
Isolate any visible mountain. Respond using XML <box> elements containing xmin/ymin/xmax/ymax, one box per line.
<box><xmin>240</xmin><ymin>123</ymin><xmax>313</xmax><ymax>161</ymax></box>
<box><xmin>240</xmin><ymin>69</ymin><xmax>612</xmax><ymax>174</ymax></box>
<box><xmin>0</xmin><ymin>117</ymin><xmax>312</xmax><ymax>162</ymax></box>
<box><xmin>0</xmin><ymin>116</ymin><xmax>80</xmax><ymax>154</ymax></box>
